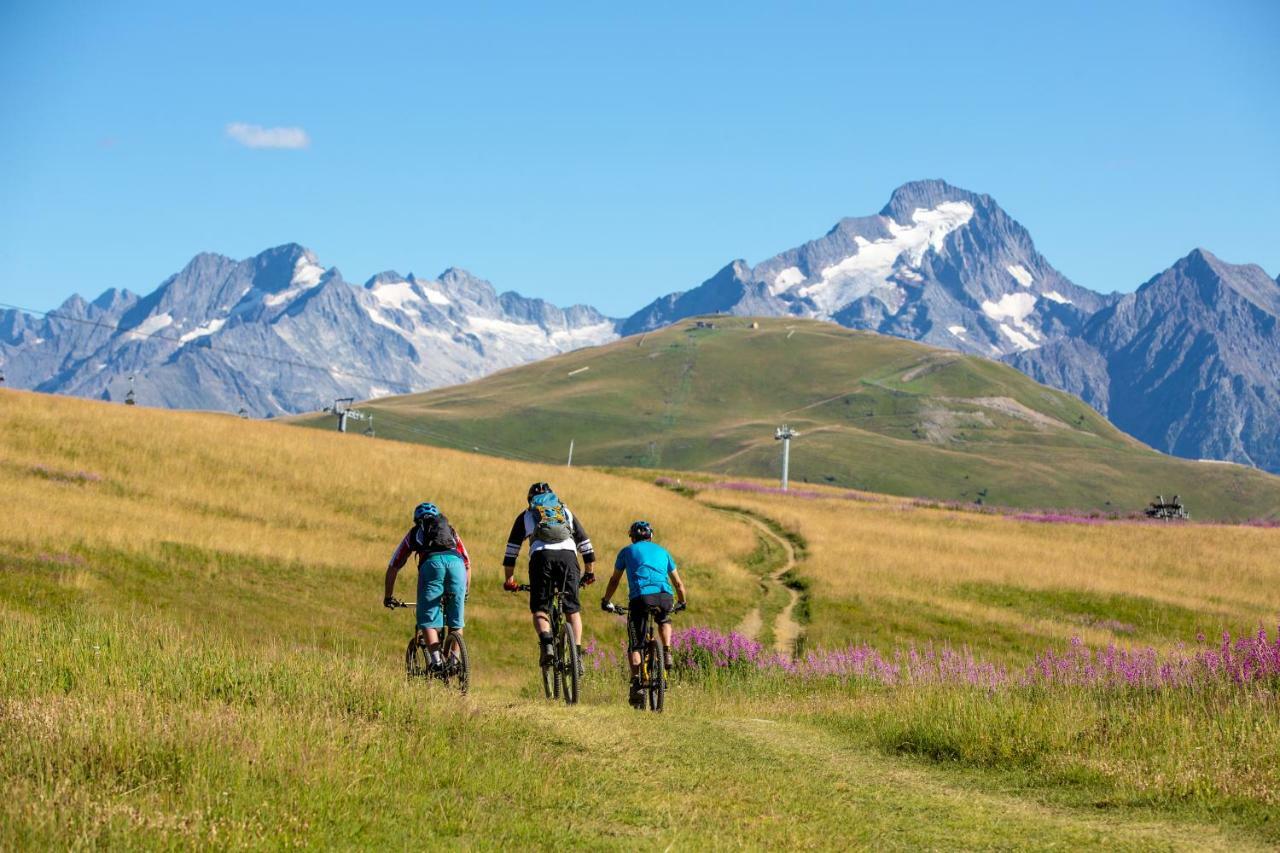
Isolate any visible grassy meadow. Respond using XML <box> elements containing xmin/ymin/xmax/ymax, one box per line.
<box><xmin>3</xmin><ymin>387</ymin><xmax>1279</xmax><ymax>849</ymax></box>
<box><xmin>293</xmin><ymin>317</ymin><xmax>1280</xmax><ymax>521</ymax></box>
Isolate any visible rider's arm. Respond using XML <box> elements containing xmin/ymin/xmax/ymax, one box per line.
<box><xmin>568</xmin><ymin>509</ymin><xmax>596</xmax><ymax>569</ymax></box>
<box><xmin>669</xmin><ymin>568</ymin><xmax>687</xmax><ymax>605</ymax></box>
<box><xmin>385</xmin><ymin>530</ymin><xmax>413</xmax><ymax>601</ymax></box>
<box><xmin>601</xmin><ymin>568</ymin><xmax>625</xmax><ymax>605</ymax></box>
<box><xmin>501</xmin><ymin>513</ymin><xmax>527</xmax><ymax>580</ymax></box>
<box><xmin>454</xmin><ymin>531</ymin><xmax>472</xmax><ymax>593</ymax></box>
<box><xmin>667</xmin><ymin>550</ymin><xmax>686</xmax><ymax>605</ymax></box>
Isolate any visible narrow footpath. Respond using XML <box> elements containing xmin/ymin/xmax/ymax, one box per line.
<box><xmin>723</xmin><ymin>509</ymin><xmax>803</xmax><ymax>657</ymax></box>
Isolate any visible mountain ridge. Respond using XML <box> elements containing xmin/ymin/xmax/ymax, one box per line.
<box><xmin>3</xmin><ymin>179</ymin><xmax>1277</xmax><ymax>472</ymax></box>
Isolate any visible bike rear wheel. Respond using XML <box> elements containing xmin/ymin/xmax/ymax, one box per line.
<box><xmin>559</xmin><ymin>624</ymin><xmax>580</xmax><ymax>706</ymax></box>
<box><xmin>549</xmin><ymin>611</ymin><xmax>562</xmax><ymax>700</ymax></box>
<box><xmin>441</xmin><ymin>631</ymin><xmax>470</xmax><ymax>694</ymax></box>
<box><xmin>646</xmin><ymin>639</ymin><xmax>665</xmax><ymax>712</ymax></box>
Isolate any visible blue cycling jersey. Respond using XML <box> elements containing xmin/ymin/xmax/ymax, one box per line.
<box><xmin>613</xmin><ymin>540</ymin><xmax>676</xmax><ymax>598</ymax></box>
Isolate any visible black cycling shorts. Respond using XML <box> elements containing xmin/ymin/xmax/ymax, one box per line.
<box><xmin>627</xmin><ymin>592</ymin><xmax>674</xmax><ymax>651</ymax></box>
<box><xmin>528</xmin><ymin>549</ymin><xmax>581</xmax><ymax>615</ymax></box>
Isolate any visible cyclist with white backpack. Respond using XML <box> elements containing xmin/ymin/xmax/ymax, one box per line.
<box><xmin>502</xmin><ymin>482</ymin><xmax>596</xmax><ymax>668</ymax></box>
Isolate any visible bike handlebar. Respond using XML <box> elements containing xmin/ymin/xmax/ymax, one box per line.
<box><xmin>605</xmin><ymin>601</ymin><xmax>687</xmax><ymax>616</ymax></box>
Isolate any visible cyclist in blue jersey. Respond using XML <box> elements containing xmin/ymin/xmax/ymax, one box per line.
<box><xmin>600</xmin><ymin>520</ymin><xmax>688</xmax><ymax>708</ymax></box>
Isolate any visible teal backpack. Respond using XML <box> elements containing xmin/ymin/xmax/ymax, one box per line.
<box><xmin>529</xmin><ymin>491</ymin><xmax>572</xmax><ymax>543</ymax></box>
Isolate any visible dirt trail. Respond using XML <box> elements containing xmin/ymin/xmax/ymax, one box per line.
<box><xmin>726</xmin><ymin>510</ymin><xmax>802</xmax><ymax>657</ymax></box>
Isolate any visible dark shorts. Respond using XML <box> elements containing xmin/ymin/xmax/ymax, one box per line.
<box><xmin>528</xmin><ymin>549</ymin><xmax>581</xmax><ymax>615</ymax></box>
<box><xmin>627</xmin><ymin>592</ymin><xmax>674</xmax><ymax>651</ymax></box>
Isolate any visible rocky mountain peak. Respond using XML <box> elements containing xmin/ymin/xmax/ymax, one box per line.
<box><xmin>879</xmin><ymin>179</ymin><xmax>989</xmax><ymax>225</ymax></box>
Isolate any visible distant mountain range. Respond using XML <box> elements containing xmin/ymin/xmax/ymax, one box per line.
<box><xmin>3</xmin><ymin>179</ymin><xmax>1278</xmax><ymax>473</ymax></box>
<box><xmin>0</xmin><ymin>245</ymin><xmax>614</xmax><ymax>414</ymax></box>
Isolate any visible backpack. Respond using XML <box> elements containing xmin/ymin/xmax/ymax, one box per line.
<box><xmin>529</xmin><ymin>492</ymin><xmax>572</xmax><ymax>543</ymax></box>
<box><xmin>415</xmin><ymin>513</ymin><xmax>457</xmax><ymax>553</ymax></box>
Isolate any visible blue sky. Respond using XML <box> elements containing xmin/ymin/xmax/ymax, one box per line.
<box><xmin>1</xmin><ymin>1</ymin><xmax>1277</xmax><ymax>317</ymax></box>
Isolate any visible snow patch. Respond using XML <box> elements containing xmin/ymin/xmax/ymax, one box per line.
<box><xmin>292</xmin><ymin>256</ymin><xmax>325</xmax><ymax>288</ymax></box>
<box><xmin>947</xmin><ymin>325</ymin><xmax>967</xmax><ymax>337</ymax></box>
<box><xmin>1042</xmin><ymin>290</ymin><xmax>1072</xmax><ymax>304</ymax></box>
<box><xmin>126</xmin><ymin>313</ymin><xmax>173</xmax><ymax>339</ymax></box>
<box><xmin>997</xmin><ymin>323</ymin><xmax>1039</xmax><ymax>351</ymax></box>
<box><xmin>370</xmin><ymin>280</ymin><xmax>421</xmax><ymax>312</ymax></box>
<box><xmin>262</xmin><ymin>290</ymin><xmax>296</xmax><ymax>307</ymax></box>
<box><xmin>264</xmin><ymin>256</ymin><xmax>328</xmax><ymax>307</ymax></box>
<box><xmin>772</xmin><ymin>266</ymin><xmax>805</xmax><ymax>292</ymax></box>
<box><xmin>422</xmin><ymin>285</ymin><xmax>451</xmax><ymax>306</ymax></box>
<box><xmin>796</xmin><ymin>201</ymin><xmax>974</xmax><ymax>313</ymax></box>
<box><xmin>1006</xmin><ymin>264</ymin><xmax>1034</xmax><ymax>287</ymax></box>
<box><xmin>363</xmin><ymin>302</ymin><xmax>405</xmax><ymax>333</ymax></box>
<box><xmin>981</xmin><ymin>292</ymin><xmax>1041</xmax><ymax>350</ymax></box>
<box><xmin>179</xmin><ymin>318</ymin><xmax>226</xmax><ymax>342</ymax></box>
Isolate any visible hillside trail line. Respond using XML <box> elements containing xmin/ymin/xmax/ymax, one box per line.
<box><xmin>715</xmin><ymin>506</ymin><xmax>802</xmax><ymax>657</ymax></box>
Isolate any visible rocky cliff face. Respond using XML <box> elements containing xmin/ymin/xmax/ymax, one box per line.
<box><xmin>1011</xmin><ymin>249</ymin><xmax>1280</xmax><ymax>470</ymax></box>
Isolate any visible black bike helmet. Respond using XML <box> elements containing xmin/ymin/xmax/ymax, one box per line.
<box><xmin>629</xmin><ymin>520</ymin><xmax>653</xmax><ymax>541</ymax></box>
<box><xmin>528</xmin><ymin>482</ymin><xmax>552</xmax><ymax>500</ymax></box>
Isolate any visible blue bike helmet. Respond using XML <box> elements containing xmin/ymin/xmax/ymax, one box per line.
<box><xmin>413</xmin><ymin>502</ymin><xmax>440</xmax><ymax>524</ymax></box>
<box><xmin>629</xmin><ymin>520</ymin><xmax>653</xmax><ymax>541</ymax></box>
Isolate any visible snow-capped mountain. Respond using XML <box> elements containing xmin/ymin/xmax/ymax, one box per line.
<box><xmin>1010</xmin><ymin>249</ymin><xmax>1280</xmax><ymax>471</ymax></box>
<box><xmin>4</xmin><ymin>180</ymin><xmax>1278</xmax><ymax>474</ymax></box>
<box><xmin>0</xmin><ymin>244</ymin><xmax>618</xmax><ymax>414</ymax></box>
<box><xmin>620</xmin><ymin>179</ymin><xmax>1280</xmax><ymax>472</ymax></box>
<box><xmin>623</xmin><ymin>179</ymin><xmax>1111</xmax><ymax>356</ymax></box>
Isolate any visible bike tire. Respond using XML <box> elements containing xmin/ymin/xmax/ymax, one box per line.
<box><xmin>647</xmin><ymin>640</ymin><xmax>665</xmax><ymax>712</ymax></box>
<box><xmin>442</xmin><ymin>631</ymin><xmax>470</xmax><ymax>694</ymax></box>
<box><xmin>561</xmin><ymin>626</ymin><xmax>580</xmax><ymax>706</ymax></box>
<box><xmin>405</xmin><ymin>636</ymin><xmax>427</xmax><ymax>680</ymax></box>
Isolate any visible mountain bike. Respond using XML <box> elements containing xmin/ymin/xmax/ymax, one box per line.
<box><xmin>509</xmin><ymin>582</ymin><xmax>580</xmax><ymax>705</ymax></box>
<box><xmin>607</xmin><ymin>601</ymin><xmax>685</xmax><ymax>712</ymax></box>
<box><xmin>387</xmin><ymin>597</ymin><xmax>470</xmax><ymax>694</ymax></box>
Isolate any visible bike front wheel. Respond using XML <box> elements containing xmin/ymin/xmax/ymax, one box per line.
<box><xmin>405</xmin><ymin>636</ymin><xmax>427</xmax><ymax>680</ymax></box>
<box><xmin>441</xmin><ymin>631</ymin><xmax>470</xmax><ymax>694</ymax></box>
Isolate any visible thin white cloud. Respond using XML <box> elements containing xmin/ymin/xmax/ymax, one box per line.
<box><xmin>225</xmin><ymin>122</ymin><xmax>310</xmax><ymax>150</ymax></box>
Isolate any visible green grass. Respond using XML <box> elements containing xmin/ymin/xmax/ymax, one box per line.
<box><xmin>954</xmin><ymin>582</ymin><xmax>1227</xmax><ymax>641</ymax></box>
<box><xmin>5</xmin><ymin>613</ymin><xmax>1274</xmax><ymax>850</ymax></box>
<box><xmin>5</xmin><ymin>388</ymin><xmax>1280</xmax><ymax>849</ymax></box>
<box><xmin>293</xmin><ymin>316</ymin><xmax>1280</xmax><ymax>521</ymax></box>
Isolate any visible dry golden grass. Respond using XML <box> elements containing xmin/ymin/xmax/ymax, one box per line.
<box><xmin>695</xmin><ymin>484</ymin><xmax>1280</xmax><ymax>656</ymax></box>
<box><xmin>0</xmin><ymin>388</ymin><xmax>757</xmax><ymax>643</ymax></box>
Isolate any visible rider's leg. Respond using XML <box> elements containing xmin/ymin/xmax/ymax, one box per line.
<box><xmin>659</xmin><ymin>621</ymin><xmax>674</xmax><ymax>669</ymax></box>
<box><xmin>443</xmin><ymin>555</ymin><xmax>466</xmax><ymax>636</ymax></box>
<box><xmin>627</xmin><ymin>611</ymin><xmax>643</xmax><ymax>677</ymax></box>
<box><xmin>418</xmin><ymin>558</ymin><xmax>447</xmax><ymax>661</ymax></box>
<box><xmin>558</xmin><ymin>554</ymin><xmax>583</xmax><ymax>647</ymax></box>
<box><xmin>529</xmin><ymin>551</ymin><xmax>554</xmax><ymax>648</ymax></box>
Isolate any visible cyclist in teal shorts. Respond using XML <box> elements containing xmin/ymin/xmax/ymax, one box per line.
<box><xmin>384</xmin><ymin>502</ymin><xmax>471</xmax><ymax>671</ymax></box>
